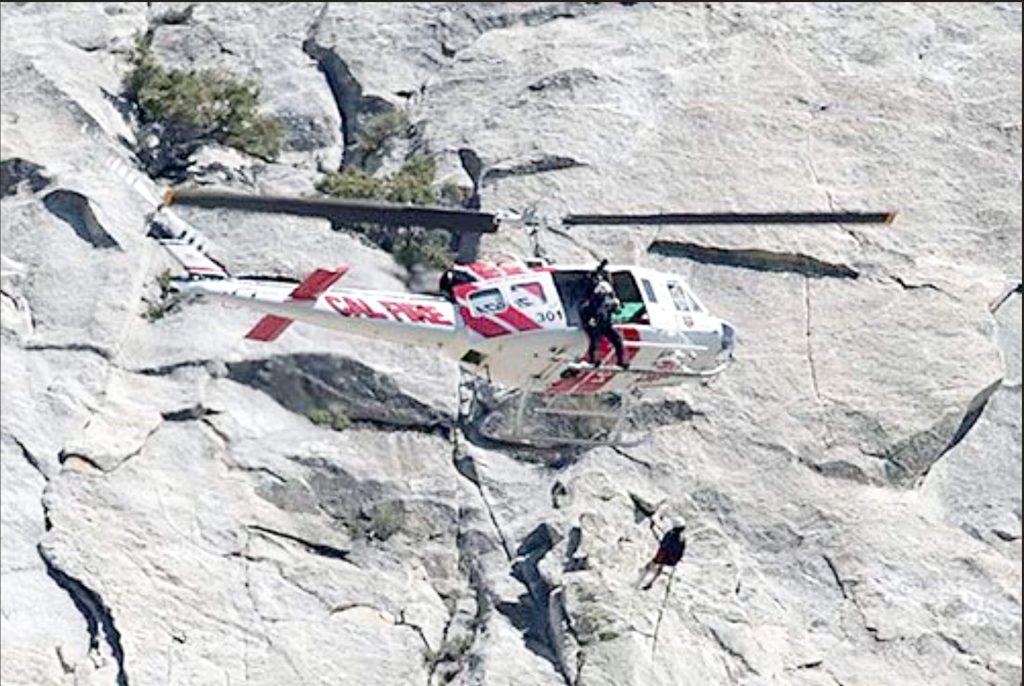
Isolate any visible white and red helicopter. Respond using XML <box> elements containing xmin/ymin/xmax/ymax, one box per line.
<box><xmin>120</xmin><ymin>158</ymin><xmax>894</xmax><ymax>446</ymax></box>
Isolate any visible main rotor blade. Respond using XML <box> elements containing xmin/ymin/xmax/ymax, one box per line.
<box><xmin>165</xmin><ymin>189</ymin><xmax>499</xmax><ymax>233</ymax></box>
<box><xmin>563</xmin><ymin>211</ymin><xmax>897</xmax><ymax>226</ymax></box>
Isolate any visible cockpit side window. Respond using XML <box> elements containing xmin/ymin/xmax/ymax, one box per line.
<box><xmin>667</xmin><ymin>281</ymin><xmax>691</xmax><ymax>312</ymax></box>
<box><xmin>510</xmin><ymin>282</ymin><xmax>547</xmax><ymax>306</ymax></box>
<box><xmin>470</xmin><ymin>288</ymin><xmax>507</xmax><ymax>316</ymax></box>
<box><xmin>641</xmin><ymin>279</ymin><xmax>658</xmax><ymax>303</ymax></box>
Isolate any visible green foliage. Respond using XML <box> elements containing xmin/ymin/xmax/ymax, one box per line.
<box><xmin>306</xmin><ymin>407</ymin><xmax>350</xmax><ymax>431</ymax></box>
<box><xmin>439</xmin><ymin>181</ymin><xmax>470</xmax><ymax>207</ymax></box>
<box><xmin>144</xmin><ymin>302</ymin><xmax>170</xmax><ymax>322</ymax></box>
<box><xmin>316</xmin><ymin>155</ymin><xmax>456</xmax><ymax>271</ymax></box>
<box><xmin>157</xmin><ymin>268</ymin><xmax>173</xmax><ymax>292</ymax></box>
<box><xmin>392</xmin><ymin>230</ymin><xmax>455</xmax><ymax>271</ymax></box>
<box><xmin>315</xmin><ymin>168</ymin><xmax>385</xmax><ymax>199</ymax></box>
<box><xmin>362</xmin><ymin>501</ymin><xmax>405</xmax><ymax>541</ymax></box>
<box><xmin>356</xmin><ymin>109</ymin><xmax>411</xmax><ymax>162</ymax></box>
<box><xmin>306</xmin><ymin>408</ymin><xmax>332</xmax><ymax>425</ymax></box>
<box><xmin>384</xmin><ymin>155</ymin><xmax>436</xmax><ymax>204</ymax></box>
<box><xmin>317</xmin><ymin>155</ymin><xmax>438</xmax><ymax>205</ymax></box>
<box><xmin>127</xmin><ymin>36</ymin><xmax>283</xmax><ymax>160</ymax></box>
<box><xmin>330</xmin><ymin>412</ymin><xmax>352</xmax><ymax>431</ymax></box>
<box><xmin>143</xmin><ymin>269</ymin><xmax>183</xmax><ymax>322</ymax></box>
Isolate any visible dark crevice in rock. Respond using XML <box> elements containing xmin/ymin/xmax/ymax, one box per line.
<box><xmin>450</xmin><ymin>451</ymin><xmax>512</xmax><ymax>561</ymax></box>
<box><xmin>161</xmin><ymin>405</ymin><xmax>218</xmax><ymax>422</ymax></box>
<box><xmin>804</xmin><ymin>278</ymin><xmax>823</xmax><ymax>404</ymax></box>
<box><xmin>57</xmin><ymin>451</ymin><xmax>104</xmax><ymax>473</ymax></box>
<box><xmin>226</xmin><ymin>353</ymin><xmax>452</xmax><ymax>434</ymax></box>
<box><xmin>864</xmin><ymin>625</ymin><xmax>890</xmax><ymax>643</ymax></box>
<box><xmin>0</xmin><ymin>286</ymin><xmax>36</xmax><ymax>335</ymax></box>
<box><xmin>611</xmin><ymin>446</ymin><xmax>652</xmax><ymax>469</ymax></box>
<box><xmin>527</xmin><ymin>68</ymin><xmax>600</xmax><ymax>93</ymax></box>
<box><xmin>992</xmin><ymin>529</ymin><xmax>1020</xmax><ymax>542</ymax></box>
<box><xmin>39</xmin><ymin>545</ymin><xmax>128</xmax><ymax>686</ymax></box>
<box><xmin>246</xmin><ymin>524</ymin><xmax>352</xmax><ymax>563</ymax></box>
<box><xmin>233</xmin><ymin>465</ymin><xmax>287</xmax><ymax>484</ymax></box>
<box><xmin>452</xmin><ymin>453</ymin><xmax>481</xmax><ymax>488</ymax></box>
<box><xmin>549</xmin><ymin>587</ymin><xmax>583</xmax><ymax>686</ymax></box>
<box><xmin>453</xmin><ymin>148</ymin><xmax>484</xmax><ymax>262</ymax></box>
<box><xmin>648</xmin><ymin>241</ymin><xmax>859</xmax><ymax>279</ymax></box>
<box><xmin>859</xmin><ymin>377</ymin><xmax>1005</xmax><ymax>488</ymax></box>
<box><xmin>629</xmin><ymin>492</ymin><xmax>663</xmax><ymax>522</ymax></box>
<box><xmin>937</xmin><ymin>632</ymin><xmax>971</xmax><ymax>656</ymax></box>
<box><xmin>458</xmin><ymin>148</ymin><xmax>485</xmax><ymax>191</ymax></box>
<box><xmin>394</xmin><ymin>609</ymin><xmax>433</xmax><ymax>654</ymax></box>
<box><xmin>460</xmin><ymin>3</ymin><xmax>604</xmax><ymax>39</ymax></box>
<box><xmin>496</xmin><ymin>523</ymin><xmax>573</xmax><ymax>686</ymax></box>
<box><xmin>821</xmin><ymin>555</ymin><xmax>848</xmax><ymax>599</ymax></box>
<box><xmin>42</xmin><ymin>190</ymin><xmax>120</xmax><ymax>249</ymax></box>
<box><xmin>134</xmin><ymin>359</ymin><xmax>218</xmax><ymax>377</ymax></box>
<box><xmin>1</xmin><ymin>157</ymin><xmax>51</xmax><ymax>197</ymax></box>
<box><xmin>889</xmin><ymin>275</ymin><xmax>942</xmax><ymax>293</ymax></box>
<box><xmin>989</xmin><ymin>283</ymin><xmax>1022</xmax><ymax>313</ymax></box>
<box><xmin>482</xmin><ymin>156</ymin><xmax>585</xmax><ymax>186</ymax></box>
<box><xmin>438</xmin><ymin>522</ymin><xmax>490</xmax><ymax>684</ymax></box>
<box><xmin>794</xmin><ymin>660</ymin><xmax>824</xmax><ymax>670</ymax></box>
<box><xmin>705</xmin><ymin>623</ymin><xmax>758</xmax><ymax>675</ymax></box>
<box><xmin>329</xmin><ymin>601</ymin><xmax>382</xmax><ymax>615</ymax></box>
<box><xmin>898</xmin><ymin>378</ymin><xmax>1003</xmax><ymax>487</ymax></box>
<box><xmin>199</xmin><ymin>416</ymin><xmax>232</xmax><ymax>446</ymax></box>
<box><xmin>54</xmin><ymin>646</ymin><xmax>75</xmax><ymax>674</ymax></box>
<box><xmin>802</xmin><ymin>458</ymin><xmax>872</xmax><ymax>485</ymax></box>
<box><xmin>938</xmin><ymin>378</ymin><xmax>1002</xmax><ymax>456</ymax></box>
<box><xmin>302</xmin><ymin>37</ymin><xmax>392</xmax><ymax>169</ymax></box>
<box><xmin>150</xmin><ymin>4</ymin><xmax>195</xmax><ymax>26</ymax></box>
<box><xmin>25</xmin><ymin>342</ymin><xmax>113</xmax><ymax>360</ymax></box>
<box><xmin>11</xmin><ymin>435</ymin><xmax>48</xmax><ymax>482</ymax></box>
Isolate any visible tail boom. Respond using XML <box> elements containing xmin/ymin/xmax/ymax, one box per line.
<box><xmin>244</xmin><ymin>267</ymin><xmax>348</xmax><ymax>341</ymax></box>
<box><xmin>175</xmin><ymin>272</ymin><xmax>463</xmax><ymax>349</ymax></box>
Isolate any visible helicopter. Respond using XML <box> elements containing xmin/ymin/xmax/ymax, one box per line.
<box><xmin>137</xmin><ymin>173</ymin><xmax>895</xmax><ymax>447</ymax></box>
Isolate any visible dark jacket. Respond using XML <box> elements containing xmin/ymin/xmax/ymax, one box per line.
<box><xmin>653</xmin><ymin>526</ymin><xmax>686</xmax><ymax>566</ymax></box>
<box><xmin>580</xmin><ymin>282</ymin><xmax>619</xmax><ymax>328</ymax></box>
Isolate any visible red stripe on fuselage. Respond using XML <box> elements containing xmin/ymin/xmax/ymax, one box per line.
<box><xmin>290</xmin><ymin>267</ymin><xmax>349</xmax><ymax>300</ymax></box>
<box><xmin>246</xmin><ymin>314</ymin><xmax>293</xmax><ymax>342</ymax></box>
<box><xmin>495</xmin><ymin>307</ymin><xmax>542</xmax><ymax>332</ymax></box>
<box><xmin>245</xmin><ymin>266</ymin><xmax>349</xmax><ymax>342</ymax></box>
<box><xmin>546</xmin><ymin>327</ymin><xmax>641</xmax><ymax>395</ymax></box>
<box><xmin>460</xmin><ymin>306</ymin><xmax>508</xmax><ymax>338</ymax></box>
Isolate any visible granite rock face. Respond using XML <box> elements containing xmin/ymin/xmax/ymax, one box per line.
<box><xmin>1</xmin><ymin>3</ymin><xmax>1020</xmax><ymax>685</ymax></box>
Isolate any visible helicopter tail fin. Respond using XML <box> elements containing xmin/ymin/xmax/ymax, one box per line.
<box><xmin>160</xmin><ymin>238</ymin><xmax>230</xmax><ymax>280</ymax></box>
<box><xmin>245</xmin><ymin>266</ymin><xmax>349</xmax><ymax>341</ymax></box>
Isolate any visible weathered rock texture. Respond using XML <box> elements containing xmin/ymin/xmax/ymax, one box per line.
<box><xmin>1</xmin><ymin>3</ymin><xmax>1020</xmax><ymax>685</ymax></box>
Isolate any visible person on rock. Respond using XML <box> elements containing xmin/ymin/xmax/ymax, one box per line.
<box><xmin>636</xmin><ymin>519</ymin><xmax>687</xmax><ymax>590</ymax></box>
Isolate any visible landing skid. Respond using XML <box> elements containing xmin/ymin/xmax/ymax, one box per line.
<box><xmin>458</xmin><ymin>374</ymin><xmax>649</xmax><ymax>449</ymax></box>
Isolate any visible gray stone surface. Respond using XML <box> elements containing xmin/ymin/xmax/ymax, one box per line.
<box><xmin>1</xmin><ymin>3</ymin><xmax>1020</xmax><ymax>685</ymax></box>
